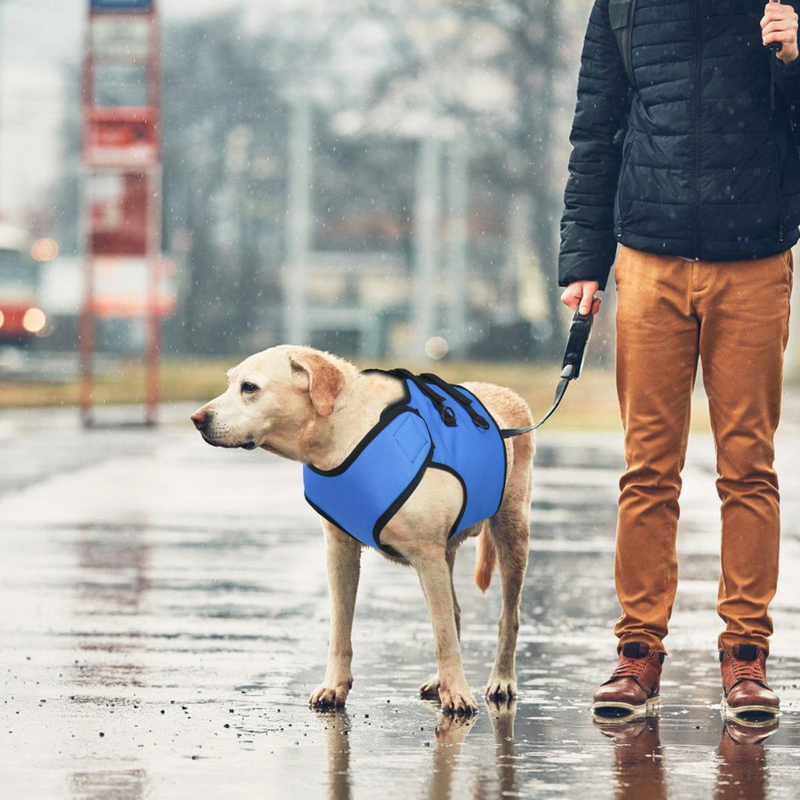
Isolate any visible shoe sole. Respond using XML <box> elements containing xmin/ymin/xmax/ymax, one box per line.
<box><xmin>591</xmin><ymin>695</ymin><xmax>660</xmax><ymax>721</ymax></box>
<box><xmin>720</xmin><ymin>697</ymin><xmax>780</xmax><ymax>723</ymax></box>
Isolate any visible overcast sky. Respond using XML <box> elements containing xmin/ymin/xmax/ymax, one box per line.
<box><xmin>0</xmin><ymin>0</ymin><xmax>279</xmax><ymax>219</ymax></box>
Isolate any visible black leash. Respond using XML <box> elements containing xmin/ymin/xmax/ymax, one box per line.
<box><xmin>499</xmin><ymin>308</ymin><xmax>594</xmax><ymax>439</ymax></box>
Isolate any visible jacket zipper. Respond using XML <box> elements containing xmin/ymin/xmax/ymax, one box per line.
<box><xmin>615</xmin><ymin>132</ymin><xmax>635</xmax><ymax>238</ymax></box>
<box><xmin>691</xmin><ymin>0</ymin><xmax>701</xmax><ymax>260</ymax></box>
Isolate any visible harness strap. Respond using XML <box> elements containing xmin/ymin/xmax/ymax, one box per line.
<box><xmin>388</xmin><ymin>368</ymin><xmax>445</xmax><ymax>407</ymax></box>
<box><xmin>388</xmin><ymin>368</ymin><xmax>480</xmax><ymax>429</ymax></box>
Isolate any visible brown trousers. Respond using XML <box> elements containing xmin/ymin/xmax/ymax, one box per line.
<box><xmin>613</xmin><ymin>244</ymin><xmax>793</xmax><ymax>655</ymax></box>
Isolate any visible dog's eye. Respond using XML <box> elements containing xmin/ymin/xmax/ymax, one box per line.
<box><xmin>241</xmin><ymin>382</ymin><xmax>259</xmax><ymax>394</ymax></box>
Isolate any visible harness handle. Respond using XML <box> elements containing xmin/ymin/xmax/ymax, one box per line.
<box><xmin>389</xmin><ymin>368</ymin><xmax>460</xmax><ymax>427</ymax></box>
<box><xmin>390</xmin><ymin>367</ymin><xmax>492</xmax><ymax>430</ymax></box>
<box><xmin>419</xmin><ymin>372</ymin><xmax>491</xmax><ymax>429</ymax></box>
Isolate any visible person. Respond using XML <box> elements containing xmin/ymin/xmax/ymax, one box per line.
<box><xmin>558</xmin><ymin>0</ymin><xmax>800</xmax><ymax>718</ymax></box>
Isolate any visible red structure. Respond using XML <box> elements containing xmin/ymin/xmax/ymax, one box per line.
<box><xmin>80</xmin><ymin>0</ymin><xmax>164</xmax><ymax>427</ymax></box>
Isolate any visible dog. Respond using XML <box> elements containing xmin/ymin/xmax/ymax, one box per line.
<box><xmin>191</xmin><ymin>345</ymin><xmax>534</xmax><ymax>714</ymax></box>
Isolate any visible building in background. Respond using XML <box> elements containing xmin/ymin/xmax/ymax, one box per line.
<box><xmin>0</xmin><ymin>0</ymin><xmax>795</xmax><ymax>375</ymax></box>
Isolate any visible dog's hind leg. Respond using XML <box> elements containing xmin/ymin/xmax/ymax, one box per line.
<box><xmin>310</xmin><ymin>522</ymin><xmax>362</xmax><ymax>709</ymax></box>
<box><xmin>420</xmin><ymin>546</ymin><xmax>460</xmax><ymax>699</ymax></box>
<box><xmin>485</xmin><ymin>507</ymin><xmax>530</xmax><ymax>700</ymax></box>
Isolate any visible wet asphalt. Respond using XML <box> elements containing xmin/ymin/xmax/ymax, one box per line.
<box><xmin>1</xmin><ymin>404</ymin><xmax>800</xmax><ymax>798</ymax></box>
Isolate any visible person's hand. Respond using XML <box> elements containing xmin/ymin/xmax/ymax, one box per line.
<box><xmin>560</xmin><ymin>280</ymin><xmax>601</xmax><ymax>316</ymax></box>
<box><xmin>762</xmin><ymin>3</ymin><xmax>800</xmax><ymax>64</ymax></box>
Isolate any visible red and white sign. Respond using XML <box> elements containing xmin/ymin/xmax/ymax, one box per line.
<box><xmin>90</xmin><ymin>256</ymin><xmax>176</xmax><ymax>318</ymax></box>
<box><xmin>85</xmin><ymin>108</ymin><xmax>157</xmax><ymax>168</ymax></box>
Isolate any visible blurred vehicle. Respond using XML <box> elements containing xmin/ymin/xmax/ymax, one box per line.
<box><xmin>0</xmin><ymin>223</ymin><xmax>50</xmax><ymax>345</ymax></box>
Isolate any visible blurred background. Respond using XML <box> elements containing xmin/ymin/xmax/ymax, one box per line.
<box><xmin>4</xmin><ymin>6</ymin><xmax>800</xmax><ymax>795</ymax></box>
<box><xmin>1</xmin><ymin>0</ymin><xmax>798</xmax><ymax>427</ymax></box>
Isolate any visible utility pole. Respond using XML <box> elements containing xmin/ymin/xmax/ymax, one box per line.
<box><xmin>412</xmin><ymin>133</ymin><xmax>441</xmax><ymax>360</ymax></box>
<box><xmin>445</xmin><ymin>132</ymin><xmax>468</xmax><ymax>358</ymax></box>
<box><xmin>285</xmin><ymin>96</ymin><xmax>312</xmax><ymax>346</ymax></box>
<box><xmin>411</xmin><ymin>3</ymin><xmax>442</xmax><ymax>362</ymax></box>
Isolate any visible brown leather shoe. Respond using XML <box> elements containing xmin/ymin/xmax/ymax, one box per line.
<box><xmin>592</xmin><ymin>642</ymin><xmax>664</xmax><ymax>719</ymax></box>
<box><xmin>720</xmin><ymin>644</ymin><xmax>780</xmax><ymax>721</ymax></box>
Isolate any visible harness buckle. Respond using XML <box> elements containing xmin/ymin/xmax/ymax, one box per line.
<box><xmin>440</xmin><ymin>406</ymin><xmax>458</xmax><ymax>427</ymax></box>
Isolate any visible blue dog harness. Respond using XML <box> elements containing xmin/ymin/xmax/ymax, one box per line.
<box><xmin>302</xmin><ymin>368</ymin><xmax>508</xmax><ymax>555</ymax></box>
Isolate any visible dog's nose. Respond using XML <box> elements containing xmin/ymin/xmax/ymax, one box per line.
<box><xmin>191</xmin><ymin>409</ymin><xmax>208</xmax><ymax>431</ymax></box>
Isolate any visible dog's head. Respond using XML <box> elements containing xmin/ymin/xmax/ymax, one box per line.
<box><xmin>190</xmin><ymin>345</ymin><xmax>350</xmax><ymax>459</ymax></box>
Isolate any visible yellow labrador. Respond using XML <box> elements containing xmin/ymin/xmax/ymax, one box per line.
<box><xmin>191</xmin><ymin>345</ymin><xmax>534</xmax><ymax>714</ymax></box>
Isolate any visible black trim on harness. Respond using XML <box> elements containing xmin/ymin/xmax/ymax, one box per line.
<box><xmin>304</xmin><ymin>489</ymin><xmax>414</xmax><ymax>559</ymax></box>
<box><xmin>306</xmin><ymin>400</ymin><xmax>422</xmax><ymax>476</ymax></box>
<box><xmin>305</xmin><ymin>423</ymin><xmax>435</xmax><ymax>560</ymax></box>
<box><xmin>373</xmin><ymin>440</ymin><xmax>435</xmax><ymax>555</ymax></box>
<box><xmin>452</xmin><ymin>381</ymin><xmax>509</xmax><ymax>515</ymax></box>
<box><xmin>365</xmin><ymin>368</ymin><xmax>490</xmax><ymax>549</ymax></box>
<box><xmin>427</xmin><ymin>462</ymin><xmax>469</xmax><ymax>539</ymax></box>
<box><xmin>309</xmin><ymin>366</ymin><xmax>511</xmax><ymax>552</ymax></box>
<box><xmin>304</xmin><ymin>379</ymin><xmax>413</xmax><ymax>476</ymax></box>
<box><xmin>305</xmin><ymin>369</ymin><xmax>434</xmax><ymax>558</ymax></box>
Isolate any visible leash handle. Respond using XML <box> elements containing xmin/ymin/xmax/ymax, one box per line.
<box><xmin>561</xmin><ymin>307</ymin><xmax>594</xmax><ymax>380</ymax></box>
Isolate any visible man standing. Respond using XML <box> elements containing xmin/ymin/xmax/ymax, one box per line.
<box><xmin>559</xmin><ymin>0</ymin><xmax>799</xmax><ymax>719</ymax></box>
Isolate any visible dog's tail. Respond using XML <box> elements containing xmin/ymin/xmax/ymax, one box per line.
<box><xmin>474</xmin><ymin>522</ymin><xmax>496</xmax><ymax>593</ymax></box>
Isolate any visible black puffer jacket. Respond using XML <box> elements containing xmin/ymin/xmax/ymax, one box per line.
<box><xmin>559</xmin><ymin>0</ymin><xmax>800</xmax><ymax>290</ymax></box>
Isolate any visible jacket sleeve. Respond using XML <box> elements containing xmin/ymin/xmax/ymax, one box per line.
<box><xmin>558</xmin><ymin>0</ymin><xmax>632</xmax><ymax>291</ymax></box>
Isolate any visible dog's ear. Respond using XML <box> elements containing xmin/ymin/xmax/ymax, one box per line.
<box><xmin>289</xmin><ymin>351</ymin><xmax>346</xmax><ymax>417</ymax></box>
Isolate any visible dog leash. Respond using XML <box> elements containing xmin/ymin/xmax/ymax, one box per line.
<box><xmin>499</xmin><ymin>307</ymin><xmax>594</xmax><ymax>439</ymax></box>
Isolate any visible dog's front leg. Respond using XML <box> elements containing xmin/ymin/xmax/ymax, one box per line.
<box><xmin>310</xmin><ymin>524</ymin><xmax>361</xmax><ymax>709</ymax></box>
<box><xmin>410</xmin><ymin>546</ymin><xmax>477</xmax><ymax>715</ymax></box>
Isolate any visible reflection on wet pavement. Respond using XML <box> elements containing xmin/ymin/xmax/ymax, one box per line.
<box><xmin>597</xmin><ymin>718</ymin><xmax>666</xmax><ymax>800</ymax></box>
<box><xmin>715</xmin><ymin>719</ymin><xmax>778</xmax><ymax>800</ymax></box>
<box><xmin>1</xmin><ymin>410</ymin><xmax>799</xmax><ymax>797</ymax></box>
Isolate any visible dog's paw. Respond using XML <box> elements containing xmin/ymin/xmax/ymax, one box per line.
<box><xmin>419</xmin><ymin>676</ymin><xmax>441</xmax><ymax>699</ymax></box>
<box><xmin>484</xmin><ymin>674</ymin><xmax>517</xmax><ymax>701</ymax></box>
<box><xmin>309</xmin><ymin>680</ymin><xmax>351</xmax><ymax>709</ymax></box>
<box><xmin>438</xmin><ymin>681</ymin><xmax>478</xmax><ymax>716</ymax></box>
